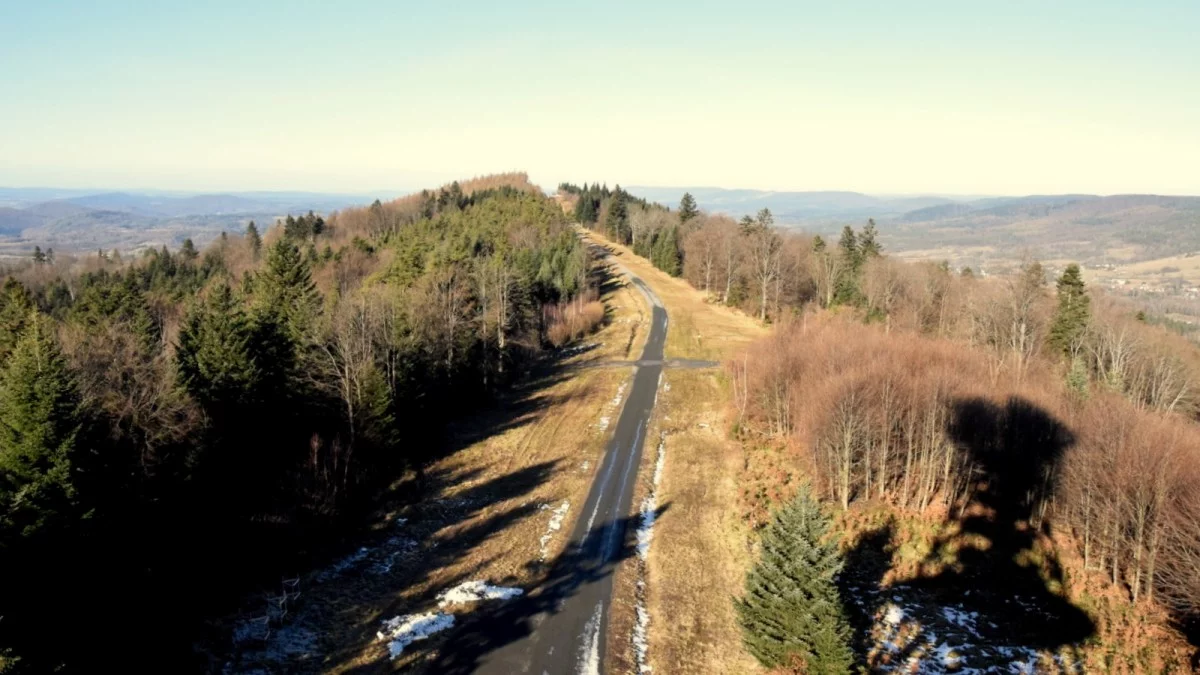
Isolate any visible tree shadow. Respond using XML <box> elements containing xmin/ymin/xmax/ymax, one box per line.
<box><xmin>913</xmin><ymin>396</ymin><xmax>1094</xmax><ymax>649</ymax></box>
<box><xmin>328</xmin><ymin>503</ymin><xmax>671</xmax><ymax>675</ymax></box>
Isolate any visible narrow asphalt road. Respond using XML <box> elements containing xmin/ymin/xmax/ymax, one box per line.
<box><xmin>453</xmin><ymin>252</ymin><xmax>668</xmax><ymax>675</ymax></box>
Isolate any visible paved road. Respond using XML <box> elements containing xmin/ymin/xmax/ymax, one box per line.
<box><xmin>456</xmin><ymin>253</ymin><xmax>669</xmax><ymax>675</ymax></box>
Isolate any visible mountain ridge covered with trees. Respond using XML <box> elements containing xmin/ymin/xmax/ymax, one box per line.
<box><xmin>0</xmin><ymin>173</ymin><xmax>601</xmax><ymax>671</ymax></box>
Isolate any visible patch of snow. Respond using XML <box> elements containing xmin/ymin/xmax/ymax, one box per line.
<box><xmin>580</xmin><ymin>460</ymin><xmax>591</xmax><ymax>472</ymax></box>
<box><xmin>315</xmin><ymin>546</ymin><xmax>370</xmax><ymax>582</ymax></box>
<box><xmin>597</xmin><ymin>416</ymin><xmax>611</xmax><ymax>431</ymax></box>
<box><xmin>577</xmin><ymin>601</ymin><xmax>603</xmax><ymax>675</ymax></box>
<box><xmin>539</xmin><ymin>501</ymin><xmax>570</xmax><ymax>560</ymax></box>
<box><xmin>436</xmin><ymin>580</ymin><xmax>524</xmax><ymax>607</ymax></box>
<box><xmin>941</xmin><ymin>606</ymin><xmax>979</xmax><ymax>631</ymax></box>
<box><xmin>632</xmin><ymin>433</ymin><xmax>666</xmax><ymax>674</ymax></box>
<box><xmin>368</xmin><ymin>535</ymin><xmax>418</xmax><ymax>575</ymax></box>
<box><xmin>632</xmin><ymin>601</ymin><xmax>652</xmax><ymax>673</ymax></box>
<box><xmin>883</xmin><ymin>603</ymin><xmax>906</xmax><ymax>625</ymax></box>
<box><xmin>376</xmin><ymin>612</ymin><xmax>455</xmax><ymax>660</ymax></box>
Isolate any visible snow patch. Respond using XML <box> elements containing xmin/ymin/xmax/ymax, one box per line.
<box><xmin>883</xmin><ymin>603</ymin><xmax>906</xmax><ymax>625</ymax></box>
<box><xmin>436</xmin><ymin>580</ymin><xmax>524</xmax><ymax>607</ymax></box>
<box><xmin>577</xmin><ymin>601</ymin><xmax>603</xmax><ymax>675</ymax></box>
<box><xmin>636</xmin><ymin>436</ymin><xmax>666</xmax><ymax>560</ymax></box>
<box><xmin>632</xmin><ymin>600</ymin><xmax>652</xmax><ymax>673</ymax></box>
<box><xmin>315</xmin><ymin>547</ymin><xmax>369</xmax><ymax>582</ymax></box>
<box><xmin>539</xmin><ymin>501</ymin><xmax>570</xmax><ymax>560</ymax></box>
<box><xmin>376</xmin><ymin>612</ymin><xmax>455</xmax><ymax>660</ymax></box>
<box><xmin>632</xmin><ymin>433</ymin><xmax>667</xmax><ymax>674</ymax></box>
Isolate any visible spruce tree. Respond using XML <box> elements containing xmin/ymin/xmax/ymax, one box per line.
<box><xmin>0</xmin><ymin>279</ymin><xmax>34</xmax><ymax>362</ymax></box>
<box><xmin>0</xmin><ymin>314</ymin><xmax>83</xmax><ymax>540</ymax></box>
<box><xmin>176</xmin><ymin>284</ymin><xmax>258</xmax><ymax>411</ymax></box>
<box><xmin>653</xmin><ymin>225</ymin><xmax>682</xmax><ymax>276</ymax></box>
<box><xmin>736</xmin><ymin>486</ymin><xmax>854</xmax><ymax>674</ymax></box>
<box><xmin>605</xmin><ymin>188</ymin><xmax>630</xmax><ymax>244</ymax></box>
<box><xmin>860</xmin><ymin>218</ymin><xmax>882</xmax><ymax>258</ymax></box>
<box><xmin>1049</xmin><ymin>263</ymin><xmax>1090</xmax><ymax>357</ymax></box>
<box><xmin>180</xmin><ymin>238</ymin><xmax>198</xmax><ymax>261</ymax></box>
<box><xmin>255</xmin><ymin>239</ymin><xmax>321</xmax><ymax>345</ymax></box>
<box><xmin>679</xmin><ymin>192</ymin><xmax>699</xmax><ymax>223</ymax></box>
<box><xmin>245</xmin><ymin>221</ymin><xmax>262</xmax><ymax>260</ymax></box>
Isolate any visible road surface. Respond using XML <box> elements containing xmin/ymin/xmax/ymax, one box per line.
<box><xmin>435</xmin><ymin>250</ymin><xmax>669</xmax><ymax>674</ymax></box>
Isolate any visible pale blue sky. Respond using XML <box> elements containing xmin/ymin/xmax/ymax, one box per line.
<box><xmin>2</xmin><ymin>1</ymin><xmax>1197</xmax><ymax>195</ymax></box>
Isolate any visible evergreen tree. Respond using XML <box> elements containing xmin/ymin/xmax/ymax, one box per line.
<box><xmin>736</xmin><ymin>487</ymin><xmax>854</xmax><ymax>674</ymax></box>
<box><xmin>255</xmin><ymin>239</ymin><xmax>321</xmax><ymax>345</ymax></box>
<box><xmin>0</xmin><ymin>314</ymin><xmax>83</xmax><ymax>540</ymax></box>
<box><xmin>834</xmin><ymin>226</ymin><xmax>863</xmax><ymax>305</ymax></box>
<box><xmin>838</xmin><ymin>225</ymin><xmax>861</xmax><ymax>270</ymax></box>
<box><xmin>652</xmin><ymin>225</ymin><xmax>682</xmax><ymax>276</ymax></box>
<box><xmin>0</xmin><ymin>279</ymin><xmax>34</xmax><ymax>361</ymax></box>
<box><xmin>180</xmin><ymin>238</ymin><xmax>198</xmax><ymax>261</ymax></box>
<box><xmin>245</xmin><ymin>221</ymin><xmax>262</xmax><ymax>260</ymax></box>
<box><xmin>175</xmin><ymin>284</ymin><xmax>258</xmax><ymax>411</ymax></box>
<box><xmin>32</xmin><ymin>246</ymin><xmax>46</xmax><ymax>265</ymax></box>
<box><xmin>1049</xmin><ymin>263</ymin><xmax>1090</xmax><ymax>357</ymax></box>
<box><xmin>812</xmin><ymin>235</ymin><xmax>826</xmax><ymax>253</ymax></box>
<box><xmin>860</xmin><ymin>218</ymin><xmax>882</xmax><ymax>258</ymax></box>
<box><xmin>605</xmin><ymin>188</ymin><xmax>630</xmax><ymax>244</ymax></box>
<box><xmin>679</xmin><ymin>192</ymin><xmax>700</xmax><ymax>223</ymax></box>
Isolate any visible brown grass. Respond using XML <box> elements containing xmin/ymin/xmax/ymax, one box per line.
<box><xmin>584</xmin><ymin>228</ymin><xmax>767</xmax><ymax>674</ymax></box>
<box><xmin>545</xmin><ymin>287</ymin><xmax>605</xmax><ymax>347</ymax></box>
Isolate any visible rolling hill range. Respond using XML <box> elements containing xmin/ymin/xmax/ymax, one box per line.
<box><xmin>0</xmin><ymin>189</ymin><xmax>381</xmax><ymax>257</ymax></box>
<box><xmin>633</xmin><ymin>186</ymin><xmax>1200</xmax><ymax>268</ymax></box>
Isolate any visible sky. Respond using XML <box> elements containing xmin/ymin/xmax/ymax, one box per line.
<box><xmin>2</xmin><ymin>1</ymin><xmax>1198</xmax><ymax>196</ymax></box>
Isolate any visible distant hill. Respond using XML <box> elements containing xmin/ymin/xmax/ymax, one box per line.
<box><xmin>629</xmin><ymin>186</ymin><xmax>955</xmax><ymax>221</ymax></box>
<box><xmin>0</xmin><ymin>189</ymin><xmax>385</xmax><ymax>255</ymax></box>
<box><xmin>886</xmin><ymin>194</ymin><xmax>1200</xmax><ymax>266</ymax></box>
<box><xmin>626</xmin><ymin>186</ymin><xmax>1200</xmax><ymax>268</ymax></box>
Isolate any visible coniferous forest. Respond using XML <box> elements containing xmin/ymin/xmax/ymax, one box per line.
<box><xmin>0</xmin><ymin>174</ymin><xmax>593</xmax><ymax>671</ymax></box>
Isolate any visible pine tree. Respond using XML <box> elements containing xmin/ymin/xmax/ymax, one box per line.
<box><xmin>679</xmin><ymin>192</ymin><xmax>700</xmax><ymax>223</ymax></box>
<box><xmin>1049</xmin><ymin>263</ymin><xmax>1090</xmax><ymax>357</ymax></box>
<box><xmin>32</xmin><ymin>246</ymin><xmax>46</xmax><ymax>265</ymax></box>
<box><xmin>245</xmin><ymin>221</ymin><xmax>262</xmax><ymax>260</ymax></box>
<box><xmin>0</xmin><ymin>313</ymin><xmax>83</xmax><ymax>540</ymax></box>
<box><xmin>180</xmin><ymin>238</ymin><xmax>198</xmax><ymax>261</ymax></box>
<box><xmin>736</xmin><ymin>486</ymin><xmax>854</xmax><ymax>674</ymax></box>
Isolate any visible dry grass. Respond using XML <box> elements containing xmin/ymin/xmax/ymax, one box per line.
<box><xmin>583</xmin><ymin>228</ymin><xmax>766</xmax><ymax>360</ymax></box>
<box><xmin>583</xmin><ymin>228</ymin><xmax>766</xmax><ymax>673</ymax></box>
<box><xmin>644</xmin><ymin>369</ymin><xmax>763</xmax><ymax>674</ymax></box>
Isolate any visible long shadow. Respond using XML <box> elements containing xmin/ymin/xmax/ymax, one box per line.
<box><xmin>227</xmin><ymin>237</ymin><xmax>649</xmax><ymax>672</ymax></box>
<box><xmin>349</xmin><ymin>503</ymin><xmax>672</xmax><ymax>675</ymax></box>
<box><xmin>913</xmin><ymin>396</ymin><xmax>1094</xmax><ymax>648</ymax></box>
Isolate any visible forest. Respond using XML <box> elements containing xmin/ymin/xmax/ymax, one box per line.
<box><xmin>562</xmin><ymin>184</ymin><xmax>1200</xmax><ymax>670</ymax></box>
<box><xmin>0</xmin><ymin>174</ymin><xmax>598</xmax><ymax>671</ymax></box>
